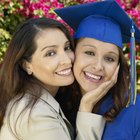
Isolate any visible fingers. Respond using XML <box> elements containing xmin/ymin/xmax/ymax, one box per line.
<box><xmin>98</xmin><ymin>64</ymin><xmax>120</xmax><ymax>98</ymax></box>
<box><xmin>110</xmin><ymin>64</ymin><xmax>120</xmax><ymax>85</ymax></box>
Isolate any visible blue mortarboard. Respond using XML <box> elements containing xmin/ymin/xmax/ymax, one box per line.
<box><xmin>55</xmin><ymin>0</ymin><xmax>140</xmax><ymax>105</ymax></box>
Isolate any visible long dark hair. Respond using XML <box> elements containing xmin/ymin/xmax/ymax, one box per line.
<box><xmin>0</xmin><ymin>17</ymin><xmax>74</xmax><ymax>132</ymax></box>
<box><xmin>103</xmin><ymin>48</ymin><xmax>129</xmax><ymax>121</ymax></box>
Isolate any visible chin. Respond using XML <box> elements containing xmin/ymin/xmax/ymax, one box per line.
<box><xmin>82</xmin><ymin>86</ymin><xmax>97</xmax><ymax>94</ymax></box>
<box><xmin>60</xmin><ymin>79</ymin><xmax>74</xmax><ymax>86</ymax></box>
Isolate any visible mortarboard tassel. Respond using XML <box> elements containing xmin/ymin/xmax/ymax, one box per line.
<box><xmin>129</xmin><ymin>24</ymin><xmax>137</xmax><ymax>105</ymax></box>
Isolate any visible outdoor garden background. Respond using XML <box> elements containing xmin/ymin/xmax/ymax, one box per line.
<box><xmin>0</xmin><ymin>0</ymin><xmax>140</xmax><ymax>92</ymax></box>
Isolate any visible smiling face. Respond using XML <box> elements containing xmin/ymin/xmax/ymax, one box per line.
<box><xmin>24</xmin><ymin>28</ymin><xmax>74</xmax><ymax>95</ymax></box>
<box><xmin>74</xmin><ymin>38</ymin><xmax>119</xmax><ymax>95</ymax></box>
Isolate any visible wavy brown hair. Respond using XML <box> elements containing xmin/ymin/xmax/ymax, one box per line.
<box><xmin>0</xmin><ymin>17</ymin><xmax>74</xmax><ymax>134</ymax></box>
<box><xmin>102</xmin><ymin>48</ymin><xmax>129</xmax><ymax>121</ymax></box>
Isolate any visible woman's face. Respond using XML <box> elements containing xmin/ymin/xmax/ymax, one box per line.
<box><xmin>25</xmin><ymin>28</ymin><xmax>74</xmax><ymax>94</ymax></box>
<box><xmin>73</xmin><ymin>38</ymin><xmax>119</xmax><ymax>95</ymax></box>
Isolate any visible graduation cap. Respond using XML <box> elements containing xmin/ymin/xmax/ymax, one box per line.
<box><xmin>55</xmin><ymin>0</ymin><xmax>140</xmax><ymax>105</ymax></box>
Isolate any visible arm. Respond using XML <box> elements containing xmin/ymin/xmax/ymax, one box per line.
<box><xmin>135</xmin><ymin>128</ymin><xmax>140</xmax><ymax>140</ymax></box>
<box><xmin>134</xmin><ymin>94</ymin><xmax>140</xmax><ymax>140</ymax></box>
<box><xmin>75</xmin><ymin>64</ymin><xmax>119</xmax><ymax>140</ymax></box>
<box><xmin>76</xmin><ymin>112</ymin><xmax>105</xmax><ymax>140</ymax></box>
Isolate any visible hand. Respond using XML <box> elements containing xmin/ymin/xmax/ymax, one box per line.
<box><xmin>79</xmin><ymin>64</ymin><xmax>120</xmax><ymax>112</ymax></box>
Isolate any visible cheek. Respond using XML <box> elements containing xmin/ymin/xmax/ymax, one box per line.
<box><xmin>44</xmin><ymin>62</ymin><xmax>59</xmax><ymax>74</ymax></box>
<box><xmin>105</xmin><ymin>64</ymin><xmax>118</xmax><ymax>78</ymax></box>
<box><xmin>33</xmin><ymin>59</ymin><xmax>57</xmax><ymax>73</ymax></box>
<box><xmin>68</xmin><ymin>52</ymin><xmax>75</xmax><ymax>63</ymax></box>
<box><xmin>73</xmin><ymin>55</ymin><xmax>84</xmax><ymax>74</ymax></box>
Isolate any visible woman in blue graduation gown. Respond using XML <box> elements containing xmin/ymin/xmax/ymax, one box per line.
<box><xmin>55</xmin><ymin>1</ymin><xmax>140</xmax><ymax>139</ymax></box>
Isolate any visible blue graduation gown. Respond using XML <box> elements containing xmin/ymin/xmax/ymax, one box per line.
<box><xmin>99</xmin><ymin>94</ymin><xmax>140</xmax><ymax>140</ymax></box>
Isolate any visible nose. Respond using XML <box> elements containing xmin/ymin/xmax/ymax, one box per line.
<box><xmin>92</xmin><ymin>58</ymin><xmax>104</xmax><ymax>71</ymax></box>
<box><xmin>59</xmin><ymin>52</ymin><xmax>72</xmax><ymax>65</ymax></box>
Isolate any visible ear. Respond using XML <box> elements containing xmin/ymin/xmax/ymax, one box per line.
<box><xmin>22</xmin><ymin>60</ymin><xmax>33</xmax><ymax>75</ymax></box>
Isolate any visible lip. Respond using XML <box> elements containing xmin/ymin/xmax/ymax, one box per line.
<box><xmin>56</xmin><ymin>68</ymin><xmax>72</xmax><ymax>76</ymax></box>
<box><xmin>83</xmin><ymin>71</ymin><xmax>103</xmax><ymax>83</ymax></box>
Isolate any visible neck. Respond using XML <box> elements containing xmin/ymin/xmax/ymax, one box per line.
<box><xmin>44</xmin><ymin>86</ymin><xmax>59</xmax><ymax>97</ymax></box>
<box><xmin>80</xmin><ymin>87</ymin><xmax>86</xmax><ymax>96</ymax></box>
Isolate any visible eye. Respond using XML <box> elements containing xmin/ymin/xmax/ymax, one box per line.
<box><xmin>105</xmin><ymin>57</ymin><xmax>115</xmax><ymax>62</ymax></box>
<box><xmin>85</xmin><ymin>51</ymin><xmax>95</xmax><ymax>56</ymax></box>
<box><xmin>64</xmin><ymin>45</ymin><xmax>72</xmax><ymax>51</ymax></box>
<box><xmin>45</xmin><ymin>51</ymin><xmax>56</xmax><ymax>57</ymax></box>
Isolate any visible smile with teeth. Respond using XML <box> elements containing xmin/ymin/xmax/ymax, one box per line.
<box><xmin>56</xmin><ymin>68</ymin><xmax>72</xmax><ymax>76</ymax></box>
<box><xmin>84</xmin><ymin>72</ymin><xmax>102</xmax><ymax>80</ymax></box>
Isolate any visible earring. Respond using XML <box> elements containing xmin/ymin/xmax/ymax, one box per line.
<box><xmin>27</xmin><ymin>70</ymin><xmax>32</xmax><ymax>75</ymax></box>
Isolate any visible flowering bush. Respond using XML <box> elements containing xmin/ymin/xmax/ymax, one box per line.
<box><xmin>116</xmin><ymin>0</ymin><xmax>140</xmax><ymax>92</ymax></box>
<box><xmin>0</xmin><ymin>0</ymin><xmax>25</xmax><ymax>61</ymax></box>
<box><xmin>0</xmin><ymin>0</ymin><xmax>140</xmax><ymax>92</ymax></box>
<box><xmin>20</xmin><ymin>0</ymin><xmax>64</xmax><ymax>19</ymax></box>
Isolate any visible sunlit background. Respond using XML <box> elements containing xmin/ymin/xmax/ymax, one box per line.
<box><xmin>0</xmin><ymin>0</ymin><xmax>140</xmax><ymax>92</ymax></box>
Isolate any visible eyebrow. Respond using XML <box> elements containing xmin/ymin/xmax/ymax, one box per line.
<box><xmin>108</xmin><ymin>51</ymin><xmax>119</xmax><ymax>57</ymax></box>
<box><xmin>41</xmin><ymin>45</ymin><xmax>57</xmax><ymax>52</ymax></box>
<box><xmin>82</xmin><ymin>44</ymin><xmax>119</xmax><ymax>56</ymax></box>
<box><xmin>82</xmin><ymin>44</ymin><xmax>96</xmax><ymax>48</ymax></box>
<box><xmin>41</xmin><ymin>41</ymin><xmax>70</xmax><ymax>52</ymax></box>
